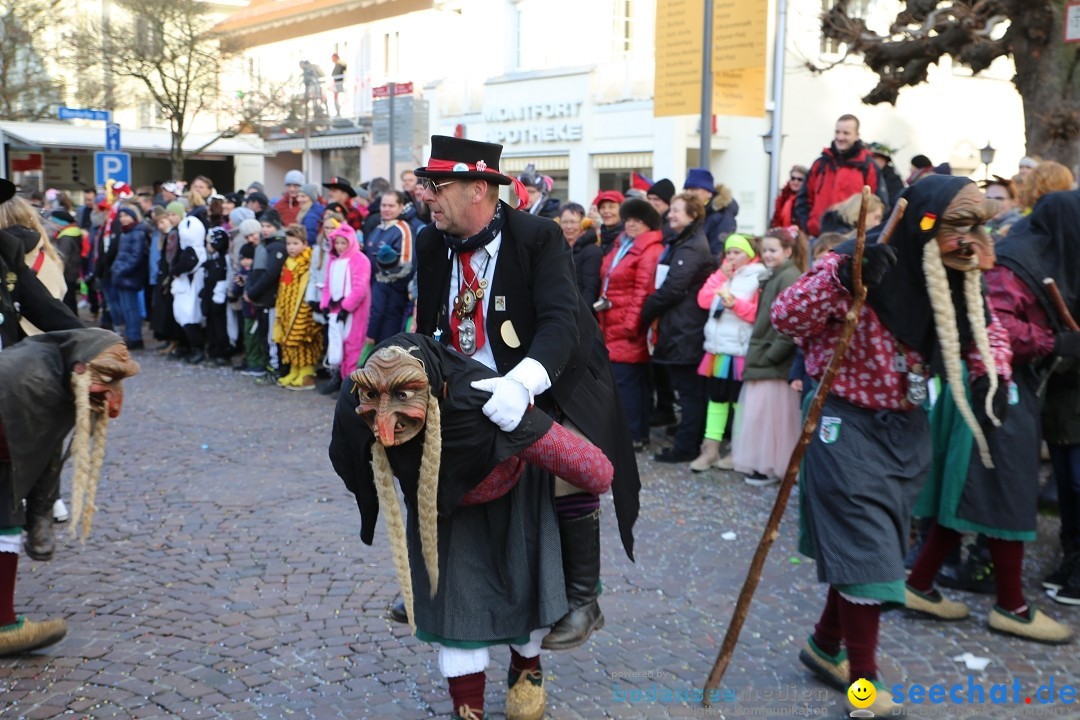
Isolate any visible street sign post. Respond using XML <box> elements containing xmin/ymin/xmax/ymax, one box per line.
<box><xmin>59</xmin><ymin>107</ymin><xmax>111</xmax><ymax>122</ymax></box>
<box><xmin>94</xmin><ymin>152</ymin><xmax>131</xmax><ymax>187</ymax></box>
<box><xmin>106</xmin><ymin>123</ymin><xmax>122</xmax><ymax>151</ymax></box>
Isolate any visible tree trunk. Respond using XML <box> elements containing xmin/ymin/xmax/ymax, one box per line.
<box><xmin>171</xmin><ymin>120</ymin><xmax>185</xmax><ymax>181</ymax></box>
<box><xmin>1010</xmin><ymin>0</ymin><xmax>1080</xmax><ymax>173</ymax></box>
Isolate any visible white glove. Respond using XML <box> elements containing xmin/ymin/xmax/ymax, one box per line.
<box><xmin>470</xmin><ymin>376</ymin><xmax>531</xmax><ymax>432</ymax></box>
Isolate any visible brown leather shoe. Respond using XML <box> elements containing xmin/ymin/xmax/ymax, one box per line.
<box><xmin>0</xmin><ymin>617</ymin><xmax>67</xmax><ymax>656</ymax></box>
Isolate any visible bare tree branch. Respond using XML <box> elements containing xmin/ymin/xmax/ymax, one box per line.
<box><xmin>61</xmin><ymin>0</ymin><xmax>295</xmax><ymax>178</ymax></box>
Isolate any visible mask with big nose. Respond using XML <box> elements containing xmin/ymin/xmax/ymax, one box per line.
<box><xmin>351</xmin><ymin>347</ymin><xmax>430</xmax><ymax>446</ymax></box>
<box><xmin>79</xmin><ymin>344</ymin><xmax>141</xmax><ymax>418</ymax></box>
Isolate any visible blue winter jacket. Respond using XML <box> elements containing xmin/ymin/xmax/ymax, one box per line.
<box><xmin>301</xmin><ymin>203</ymin><xmax>325</xmax><ymax>246</ymax></box>
<box><xmin>110</xmin><ymin>208</ymin><xmax>150</xmax><ymax>290</ymax></box>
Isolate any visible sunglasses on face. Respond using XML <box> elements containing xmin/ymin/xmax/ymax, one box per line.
<box><xmin>790</xmin><ymin>176</ymin><xmax>805</xmax><ymax>182</ymax></box>
<box><xmin>417</xmin><ymin>178</ymin><xmax>457</xmax><ymax>194</ymax></box>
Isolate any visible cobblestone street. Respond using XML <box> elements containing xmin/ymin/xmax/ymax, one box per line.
<box><xmin>2</xmin><ymin>348</ymin><xmax>1080</xmax><ymax>719</ymax></box>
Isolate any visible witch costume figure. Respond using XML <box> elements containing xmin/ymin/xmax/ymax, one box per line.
<box><xmin>330</xmin><ymin>334</ymin><xmax>612</xmax><ymax>720</ymax></box>
<box><xmin>904</xmin><ymin>189</ymin><xmax>1080</xmax><ymax>644</ymax></box>
<box><xmin>771</xmin><ymin>175</ymin><xmax>1012</xmax><ymax>717</ymax></box>
<box><xmin>0</xmin><ymin>327</ymin><xmax>140</xmax><ymax>655</ymax></box>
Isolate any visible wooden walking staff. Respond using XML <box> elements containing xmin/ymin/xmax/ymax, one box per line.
<box><xmin>1036</xmin><ymin>278</ymin><xmax>1080</xmax><ymax>398</ymax></box>
<box><xmin>703</xmin><ymin>187</ymin><xmax>908</xmax><ymax>699</ymax></box>
<box><xmin>1044</xmin><ymin>278</ymin><xmax>1079</xmax><ymax>332</ymax></box>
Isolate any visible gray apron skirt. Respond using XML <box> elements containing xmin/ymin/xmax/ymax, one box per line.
<box><xmin>802</xmin><ymin>395</ymin><xmax>931</xmax><ymax>586</ymax></box>
<box><xmin>409</xmin><ymin>465</ymin><xmax>567</xmax><ymax>646</ymax></box>
<box><xmin>957</xmin><ymin>366</ymin><xmax>1041</xmax><ymax>533</ymax></box>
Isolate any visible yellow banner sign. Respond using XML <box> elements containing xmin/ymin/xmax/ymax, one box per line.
<box><xmin>713</xmin><ymin>65</ymin><xmax>766</xmax><ymax>118</ymax></box>
<box><xmin>654</xmin><ymin>0</ymin><xmax>705</xmax><ymax>117</ymax></box>
<box><xmin>712</xmin><ymin>0</ymin><xmax>768</xmax><ymax>72</ymax></box>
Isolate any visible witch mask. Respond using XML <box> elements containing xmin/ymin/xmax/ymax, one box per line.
<box><xmin>77</xmin><ymin>344</ymin><xmax>141</xmax><ymax>418</ymax></box>
<box><xmin>935</xmin><ymin>184</ymin><xmax>995</xmax><ymax>272</ymax></box>
<box><xmin>351</xmin><ymin>346</ymin><xmax>430</xmax><ymax>446</ymax></box>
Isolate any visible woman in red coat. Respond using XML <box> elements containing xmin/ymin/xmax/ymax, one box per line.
<box><xmin>596</xmin><ymin>199</ymin><xmax>665</xmax><ymax>451</ymax></box>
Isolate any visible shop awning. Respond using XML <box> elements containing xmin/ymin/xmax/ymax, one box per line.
<box><xmin>265</xmin><ymin>133</ymin><xmax>366</xmax><ymax>152</ymax></box>
<box><xmin>0</xmin><ymin>121</ymin><xmax>268</xmax><ymax>156</ymax></box>
<box><xmin>591</xmin><ymin>152</ymin><xmax>653</xmax><ymax>170</ymax></box>
<box><xmin>501</xmin><ymin>155</ymin><xmax>570</xmax><ymax>173</ymax></box>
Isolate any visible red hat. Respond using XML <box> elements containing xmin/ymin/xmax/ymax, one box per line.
<box><xmin>592</xmin><ymin>190</ymin><xmax>625</xmax><ymax>208</ymax></box>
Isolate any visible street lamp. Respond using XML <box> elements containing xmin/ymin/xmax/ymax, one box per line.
<box><xmin>980</xmin><ymin>141</ymin><xmax>996</xmax><ymax>180</ymax></box>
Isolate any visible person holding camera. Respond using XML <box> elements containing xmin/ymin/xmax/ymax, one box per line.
<box><xmin>640</xmin><ymin>192</ymin><xmax>717</xmax><ymax>463</ymax></box>
<box><xmin>595</xmin><ymin>199</ymin><xmax>666</xmax><ymax>452</ymax></box>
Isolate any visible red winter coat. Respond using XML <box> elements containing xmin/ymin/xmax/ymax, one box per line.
<box><xmin>274</xmin><ymin>195</ymin><xmax>302</xmax><ymax>227</ymax></box>
<box><xmin>794</xmin><ymin>142</ymin><xmax>886</xmax><ymax>236</ymax></box>
<box><xmin>596</xmin><ymin>229</ymin><xmax>665</xmax><ymax>363</ymax></box>
<box><xmin>770</xmin><ymin>183</ymin><xmax>797</xmax><ymax>228</ymax></box>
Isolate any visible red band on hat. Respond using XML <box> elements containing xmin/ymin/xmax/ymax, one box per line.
<box><xmin>424</xmin><ymin>158</ymin><xmax>529</xmax><ymax>210</ymax></box>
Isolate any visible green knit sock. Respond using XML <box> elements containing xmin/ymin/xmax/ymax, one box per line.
<box><xmin>705</xmin><ymin>401</ymin><xmax>730</xmax><ymax>441</ymax></box>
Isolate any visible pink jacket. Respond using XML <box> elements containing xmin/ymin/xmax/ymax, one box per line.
<box><xmin>321</xmin><ymin>223</ymin><xmax>372</xmax><ymax>319</ymax></box>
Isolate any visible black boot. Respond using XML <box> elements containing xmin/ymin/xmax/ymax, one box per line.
<box><xmin>318</xmin><ymin>375</ymin><xmax>343</xmax><ymax>396</ymax></box>
<box><xmin>23</xmin><ymin>448</ymin><xmax>62</xmax><ymax>562</ymax></box>
<box><xmin>388</xmin><ymin>598</ymin><xmax>408</xmax><ymax>624</ymax></box>
<box><xmin>23</xmin><ymin>513</ymin><xmax>54</xmax><ymax>562</ymax></box>
<box><xmin>542</xmin><ymin>508</ymin><xmax>604</xmax><ymax>650</ymax></box>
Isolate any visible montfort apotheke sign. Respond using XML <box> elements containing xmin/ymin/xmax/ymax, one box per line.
<box><xmin>484</xmin><ymin>101</ymin><xmax>584</xmax><ymax>145</ymax></box>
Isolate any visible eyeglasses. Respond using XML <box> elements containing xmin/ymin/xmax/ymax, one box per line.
<box><xmin>790</xmin><ymin>175</ymin><xmax>805</xmax><ymax>182</ymax></box>
<box><xmin>418</xmin><ymin>178</ymin><xmax>457</xmax><ymax>194</ymax></box>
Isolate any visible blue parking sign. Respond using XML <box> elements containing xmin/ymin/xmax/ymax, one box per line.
<box><xmin>94</xmin><ymin>152</ymin><xmax>131</xmax><ymax>187</ymax></box>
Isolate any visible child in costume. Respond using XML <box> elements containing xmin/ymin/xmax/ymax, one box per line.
<box><xmin>731</xmin><ymin>227</ymin><xmax>808</xmax><ymax>486</ymax></box>
<box><xmin>690</xmin><ymin>234</ymin><xmax>766</xmax><ymax>472</ymax></box>
<box><xmin>170</xmin><ymin>217</ymin><xmax>207</xmax><ymax>364</ymax></box>
<box><xmin>772</xmin><ymin>176</ymin><xmax>1012</xmax><ymax>716</ymax></box>
<box><xmin>273</xmin><ymin>225</ymin><xmax>324</xmax><ymax>390</ymax></box>
<box><xmin>201</xmin><ymin>227</ymin><xmax>231</xmax><ymax>365</ymax></box>
<box><xmin>331</xmin><ymin>334</ymin><xmax>613</xmax><ymax>720</ymax></box>
<box><xmin>320</xmin><ymin>223</ymin><xmax>371</xmax><ymax>381</ymax></box>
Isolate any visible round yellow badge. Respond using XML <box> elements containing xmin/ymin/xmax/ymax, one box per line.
<box><xmin>847</xmin><ymin>678</ymin><xmax>876</xmax><ymax>709</ymax></box>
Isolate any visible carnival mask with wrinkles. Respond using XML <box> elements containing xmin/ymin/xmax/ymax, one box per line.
<box><xmin>79</xmin><ymin>344</ymin><xmax>141</xmax><ymax>418</ymax></box>
<box><xmin>935</xmin><ymin>184</ymin><xmax>994</xmax><ymax>271</ymax></box>
<box><xmin>351</xmin><ymin>347</ymin><xmax>430</xmax><ymax>446</ymax></box>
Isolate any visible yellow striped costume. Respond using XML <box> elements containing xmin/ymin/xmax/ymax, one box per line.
<box><xmin>273</xmin><ymin>247</ymin><xmax>324</xmax><ymax>366</ymax></box>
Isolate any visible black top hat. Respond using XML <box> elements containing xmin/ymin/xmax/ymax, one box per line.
<box><xmin>0</xmin><ymin>179</ymin><xmax>14</xmax><ymax>204</ymax></box>
<box><xmin>414</xmin><ymin>136</ymin><xmax>512</xmax><ymax>186</ymax></box>
<box><xmin>322</xmin><ymin>176</ymin><xmax>357</xmax><ymax>198</ymax></box>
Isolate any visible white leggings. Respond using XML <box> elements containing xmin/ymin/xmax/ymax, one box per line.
<box><xmin>437</xmin><ymin>627</ymin><xmax>549</xmax><ymax>678</ymax></box>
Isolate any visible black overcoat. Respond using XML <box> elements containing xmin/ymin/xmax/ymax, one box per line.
<box><xmin>414</xmin><ymin>204</ymin><xmax>640</xmax><ymax>558</ymax></box>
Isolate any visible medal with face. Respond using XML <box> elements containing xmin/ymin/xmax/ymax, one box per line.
<box><xmin>458</xmin><ymin>317</ymin><xmax>477</xmax><ymax>355</ymax></box>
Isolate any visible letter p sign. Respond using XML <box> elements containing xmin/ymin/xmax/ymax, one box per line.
<box><xmin>95</xmin><ymin>151</ymin><xmax>131</xmax><ymax>187</ymax></box>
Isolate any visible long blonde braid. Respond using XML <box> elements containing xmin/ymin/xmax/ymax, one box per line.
<box><xmin>416</xmin><ymin>391</ymin><xmax>441</xmax><ymax>598</ymax></box>
<box><xmin>964</xmin><ymin>269</ymin><xmax>1000</xmax><ymax>427</ymax></box>
<box><xmin>923</xmin><ymin>241</ymin><xmax>994</xmax><ymax>467</ymax></box>
<box><xmin>68</xmin><ymin>371</ymin><xmax>93</xmax><ymax>540</ymax></box>
<box><xmin>370</xmin><ymin>442</ymin><xmax>416</xmax><ymax>634</ymax></box>
<box><xmin>78</xmin><ymin>413</ymin><xmax>110</xmax><ymax>540</ymax></box>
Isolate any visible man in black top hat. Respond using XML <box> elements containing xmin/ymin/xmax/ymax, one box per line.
<box><xmin>331</xmin><ymin>137</ymin><xmax>639</xmax><ymax>718</ymax></box>
<box><xmin>413</xmin><ymin>138</ymin><xmax>639</xmax><ymax>626</ymax></box>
